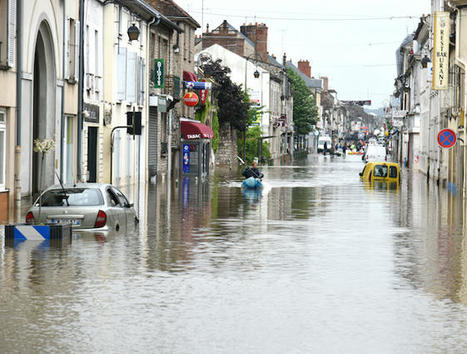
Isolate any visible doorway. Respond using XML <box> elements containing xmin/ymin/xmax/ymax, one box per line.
<box><xmin>32</xmin><ymin>22</ymin><xmax>56</xmax><ymax>196</ymax></box>
<box><xmin>87</xmin><ymin>127</ymin><xmax>98</xmax><ymax>182</ymax></box>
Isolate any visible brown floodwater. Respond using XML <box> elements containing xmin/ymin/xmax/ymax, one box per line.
<box><xmin>1</xmin><ymin>155</ymin><xmax>467</xmax><ymax>353</ymax></box>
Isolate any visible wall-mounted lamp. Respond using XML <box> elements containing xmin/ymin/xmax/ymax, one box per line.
<box><xmin>421</xmin><ymin>55</ymin><xmax>431</xmax><ymax>68</ymax></box>
<box><xmin>127</xmin><ymin>23</ymin><xmax>140</xmax><ymax>41</ymax></box>
<box><xmin>254</xmin><ymin>70</ymin><xmax>260</xmax><ymax>78</ymax></box>
<box><xmin>173</xmin><ymin>44</ymin><xmax>180</xmax><ymax>54</ymax></box>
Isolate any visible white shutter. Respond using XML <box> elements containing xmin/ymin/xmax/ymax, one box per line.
<box><xmin>64</xmin><ymin>18</ymin><xmax>70</xmax><ymax>79</ymax></box>
<box><xmin>126</xmin><ymin>51</ymin><xmax>137</xmax><ymax>103</ymax></box>
<box><xmin>117</xmin><ymin>47</ymin><xmax>127</xmax><ymax>101</ymax></box>
<box><xmin>74</xmin><ymin>21</ymin><xmax>80</xmax><ymax>81</ymax></box>
<box><xmin>7</xmin><ymin>0</ymin><xmax>16</xmax><ymax>68</ymax></box>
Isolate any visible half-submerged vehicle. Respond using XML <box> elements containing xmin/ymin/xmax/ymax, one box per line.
<box><xmin>359</xmin><ymin>162</ymin><xmax>400</xmax><ymax>183</ymax></box>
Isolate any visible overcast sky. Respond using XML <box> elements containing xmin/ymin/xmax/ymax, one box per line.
<box><xmin>175</xmin><ymin>0</ymin><xmax>431</xmax><ymax>108</ymax></box>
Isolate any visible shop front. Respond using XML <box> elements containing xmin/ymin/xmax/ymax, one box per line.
<box><xmin>180</xmin><ymin>118</ymin><xmax>214</xmax><ymax>178</ymax></box>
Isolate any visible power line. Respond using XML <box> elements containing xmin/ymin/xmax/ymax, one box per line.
<box><xmin>189</xmin><ymin>11</ymin><xmax>419</xmax><ymax>22</ymax></box>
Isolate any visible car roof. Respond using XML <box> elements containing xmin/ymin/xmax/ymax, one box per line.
<box><xmin>44</xmin><ymin>183</ymin><xmax>114</xmax><ymax>191</ymax></box>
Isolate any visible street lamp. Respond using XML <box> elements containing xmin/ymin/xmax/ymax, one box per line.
<box><xmin>421</xmin><ymin>55</ymin><xmax>431</xmax><ymax>68</ymax></box>
<box><xmin>127</xmin><ymin>23</ymin><xmax>140</xmax><ymax>41</ymax></box>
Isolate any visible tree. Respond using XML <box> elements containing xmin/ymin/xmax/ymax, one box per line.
<box><xmin>199</xmin><ymin>59</ymin><xmax>250</xmax><ymax>131</ymax></box>
<box><xmin>287</xmin><ymin>68</ymin><xmax>318</xmax><ymax>135</ymax></box>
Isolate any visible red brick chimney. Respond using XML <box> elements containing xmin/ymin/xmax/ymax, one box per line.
<box><xmin>298</xmin><ymin>60</ymin><xmax>311</xmax><ymax>78</ymax></box>
<box><xmin>240</xmin><ymin>23</ymin><xmax>268</xmax><ymax>61</ymax></box>
<box><xmin>321</xmin><ymin>76</ymin><xmax>329</xmax><ymax>92</ymax></box>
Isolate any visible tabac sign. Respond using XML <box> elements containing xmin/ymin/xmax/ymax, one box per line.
<box><xmin>432</xmin><ymin>11</ymin><xmax>450</xmax><ymax>90</ymax></box>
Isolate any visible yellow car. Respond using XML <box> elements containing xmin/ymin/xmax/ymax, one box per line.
<box><xmin>359</xmin><ymin>161</ymin><xmax>400</xmax><ymax>182</ymax></box>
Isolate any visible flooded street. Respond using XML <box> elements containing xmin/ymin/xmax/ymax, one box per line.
<box><xmin>2</xmin><ymin>156</ymin><xmax>467</xmax><ymax>353</ymax></box>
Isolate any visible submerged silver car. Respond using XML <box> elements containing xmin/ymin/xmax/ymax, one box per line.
<box><xmin>25</xmin><ymin>183</ymin><xmax>137</xmax><ymax>232</ymax></box>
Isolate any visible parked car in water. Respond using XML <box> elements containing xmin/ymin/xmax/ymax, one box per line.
<box><xmin>25</xmin><ymin>183</ymin><xmax>137</xmax><ymax>232</ymax></box>
<box><xmin>317</xmin><ymin>136</ymin><xmax>332</xmax><ymax>153</ymax></box>
<box><xmin>359</xmin><ymin>162</ymin><xmax>400</xmax><ymax>183</ymax></box>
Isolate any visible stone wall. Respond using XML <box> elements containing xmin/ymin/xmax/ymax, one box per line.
<box><xmin>216</xmin><ymin>123</ymin><xmax>238</xmax><ymax>169</ymax></box>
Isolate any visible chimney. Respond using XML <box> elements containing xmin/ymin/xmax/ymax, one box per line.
<box><xmin>298</xmin><ymin>60</ymin><xmax>311</xmax><ymax>78</ymax></box>
<box><xmin>321</xmin><ymin>76</ymin><xmax>329</xmax><ymax>92</ymax></box>
<box><xmin>283</xmin><ymin>53</ymin><xmax>287</xmax><ymax>66</ymax></box>
<box><xmin>240</xmin><ymin>23</ymin><xmax>268</xmax><ymax>62</ymax></box>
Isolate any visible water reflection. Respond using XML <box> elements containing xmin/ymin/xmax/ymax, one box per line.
<box><xmin>1</xmin><ymin>156</ymin><xmax>467</xmax><ymax>352</ymax></box>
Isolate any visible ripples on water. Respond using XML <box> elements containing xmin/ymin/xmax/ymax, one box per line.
<box><xmin>1</xmin><ymin>155</ymin><xmax>467</xmax><ymax>353</ymax></box>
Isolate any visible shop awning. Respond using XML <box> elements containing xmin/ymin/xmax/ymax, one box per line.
<box><xmin>181</xmin><ymin>118</ymin><xmax>214</xmax><ymax>140</ymax></box>
<box><xmin>183</xmin><ymin>71</ymin><xmax>198</xmax><ymax>82</ymax></box>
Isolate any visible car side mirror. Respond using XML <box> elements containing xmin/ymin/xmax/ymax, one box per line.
<box><xmin>126</xmin><ymin>203</ymin><xmax>134</xmax><ymax>208</ymax></box>
<box><xmin>359</xmin><ymin>172</ymin><xmax>363</xmax><ymax>176</ymax></box>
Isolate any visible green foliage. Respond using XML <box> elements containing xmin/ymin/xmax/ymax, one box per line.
<box><xmin>287</xmin><ymin>68</ymin><xmax>318</xmax><ymax>135</ymax></box>
<box><xmin>195</xmin><ymin>95</ymin><xmax>212</xmax><ymax>124</ymax></box>
<box><xmin>237</xmin><ymin>126</ymin><xmax>271</xmax><ymax>164</ymax></box>
<box><xmin>200</xmin><ymin>59</ymin><xmax>250</xmax><ymax>131</ymax></box>
<box><xmin>212</xmin><ymin>109</ymin><xmax>219</xmax><ymax>153</ymax></box>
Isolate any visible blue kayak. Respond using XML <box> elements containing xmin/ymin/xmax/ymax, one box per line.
<box><xmin>242</xmin><ymin>177</ymin><xmax>263</xmax><ymax>189</ymax></box>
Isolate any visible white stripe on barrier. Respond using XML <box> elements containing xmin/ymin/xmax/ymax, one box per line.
<box><xmin>15</xmin><ymin>225</ymin><xmax>46</xmax><ymax>240</ymax></box>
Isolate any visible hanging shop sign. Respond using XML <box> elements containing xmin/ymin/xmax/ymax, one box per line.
<box><xmin>432</xmin><ymin>11</ymin><xmax>450</xmax><ymax>90</ymax></box>
<box><xmin>83</xmin><ymin>103</ymin><xmax>100</xmax><ymax>123</ymax></box>
<box><xmin>153</xmin><ymin>59</ymin><xmax>164</xmax><ymax>88</ymax></box>
<box><xmin>184</xmin><ymin>81</ymin><xmax>212</xmax><ymax>90</ymax></box>
<box><xmin>183</xmin><ymin>92</ymin><xmax>199</xmax><ymax>107</ymax></box>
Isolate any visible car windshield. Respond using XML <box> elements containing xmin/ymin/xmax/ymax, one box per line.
<box><xmin>38</xmin><ymin>188</ymin><xmax>104</xmax><ymax>207</ymax></box>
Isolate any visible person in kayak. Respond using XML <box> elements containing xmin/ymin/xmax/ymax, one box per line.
<box><xmin>242</xmin><ymin>160</ymin><xmax>264</xmax><ymax>179</ymax></box>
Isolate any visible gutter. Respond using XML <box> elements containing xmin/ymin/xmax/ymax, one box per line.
<box><xmin>60</xmin><ymin>0</ymin><xmax>66</xmax><ymax>181</ymax></box>
<box><xmin>77</xmin><ymin>0</ymin><xmax>84</xmax><ymax>182</ymax></box>
<box><xmin>15</xmin><ymin>0</ymin><xmax>22</xmax><ymax>221</ymax></box>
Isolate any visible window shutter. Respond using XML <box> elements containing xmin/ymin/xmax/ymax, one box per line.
<box><xmin>7</xmin><ymin>0</ymin><xmax>16</xmax><ymax>68</ymax></box>
<box><xmin>74</xmin><ymin>21</ymin><xmax>80</xmax><ymax>81</ymax></box>
<box><xmin>126</xmin><ymin>51</ymin><xmax>137</xmax><ymax>103</ymax></box>
<box><xmin>64</xmin><ymin>18</ymin><xmax>70</xmax><ymax>79</ymax></box>
<box><xmin>117</xmin><ymin>47</ymin><xmax>127</xmax><ymax>101</ymax></box>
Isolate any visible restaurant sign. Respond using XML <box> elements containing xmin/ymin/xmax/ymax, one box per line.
<box><xmin>432</xmin><ymin>12</ymin><xmax>450</xmax><ymax>90</ymax></box>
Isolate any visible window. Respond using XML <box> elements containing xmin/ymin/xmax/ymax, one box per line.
<box><xmin>374</xmin><ymin>165</ymin><xmax>388</xmax><ymax>178</ymax></box>
<box><xmin>107</xmin><ymin>188</ymin><xmax>121</xmax><ymax>207</ymax></box>
<box><xmin>39</xmin><ymin>188</ymin><xmax>104</xmax><ymax>207</ymax></box>
<box><xmin>0</xmin><ymin>0</ymin><xmax>16</xmax><ymax>67</ymax></box>
<box><xmin>0</xmin><ymin>109</ymin><xmax>5</xmax><ymax>189</ymax></box>
<box><xmin>65</xmin><ymin>18</ymin><xmax>79</xmax><ymax>81</ymax></box>
<box><xmin>389</xmin><ymin>166</ymin><xmax>398</xmax><ymax>179</ymax></box>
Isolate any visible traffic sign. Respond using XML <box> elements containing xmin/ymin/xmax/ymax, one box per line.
<box><xmin>437</xmin><ymin>129</ymin><xmax>457</xmax><ymax>148</ymax></box>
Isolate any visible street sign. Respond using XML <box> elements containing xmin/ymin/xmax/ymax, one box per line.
<box><xmin>437</xmin><ymin>129</ymin><xmax>457</xmax><ymax>148</ymax></box>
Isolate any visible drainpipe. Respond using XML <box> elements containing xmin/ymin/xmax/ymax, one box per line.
<box><xmin>14</xmin><ymin>0</ymin><xmax>22</xmax><ymax>222</ymax></box>
<box><xmin>77</xmin><ymin>0</ymin><xmax>85</xmax><ymax>182</ymax></box>
<box><xmin>453</xmin><ymin>5</ymin><xmax>467</xmax><ymax>198</ymax></box>
<box><xmin>60</xmin><ymin>0</ymin><xmax>66</xmax><ymax>181</ymax></box>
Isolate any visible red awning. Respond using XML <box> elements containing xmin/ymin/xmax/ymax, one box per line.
<box><xmin>183</xmin><ymin>71</ymin><xmax>198</xmax><ymax>82</ymax></box>
<box><xmin>181</xmin><ymin>119</ymin><xmax>214</xmax><ymax>140</ymax></box>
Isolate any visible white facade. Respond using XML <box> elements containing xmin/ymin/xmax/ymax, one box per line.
<box><xmin>103</xmin><ymin>3</ymin><xmax>148</xmax><ymax>188</ymax></box>
<box><xmin>197</xmin><ymin>44</ymin><xmax>280</xmax><ymax>156</ymax></box>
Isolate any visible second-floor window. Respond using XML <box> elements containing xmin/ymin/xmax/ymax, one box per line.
<box><xmin>0</xmin><ymin>0</ymin><xmax>16</xmax><ymax>68</ymax></box>
<box><xmin>65</xmin><ymin>18</ymin><xmax>79</xmax><ymax>81</ymax></box>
